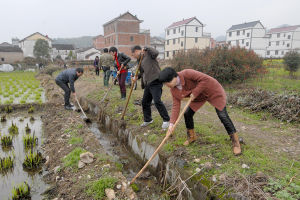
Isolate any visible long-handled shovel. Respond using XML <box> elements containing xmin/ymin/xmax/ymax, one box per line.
<box><xmin>121</xmin><ymin>54</ymin><xmax>144</xmax><ymax>120</ymax></box>
<box><xmin>75</xmin><ymin>97</ymin><xmax>91</xmax><ymax>123</ymax></box>
<box><xmin>100</xmin><ymin>53</ymin><xmax>123</xmax><ymax>103</ymax></box>
<box><xmin>130</xmin><ymin>97</ymin><xmax>193</xmax><ymax>184</ymax></box>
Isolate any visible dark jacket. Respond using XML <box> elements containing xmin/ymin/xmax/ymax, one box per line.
<box><xmin>55</xmin><ymin>68</ymin><xmax>79</xmax><ymax>93</ymax></box>
<box><xmin>94</xmin><ymin>58</ymin><xmax>99</xmax><ymax>67</ymax></box>
<box><xmin>138</xmin><ymin>47</ymin><xmax>160</xmax><ymax>86</ymax></box>
<box><xmin>114</xmin><ymin>52</ymin><xmax>131</xmax><ymax>72</ymax></box>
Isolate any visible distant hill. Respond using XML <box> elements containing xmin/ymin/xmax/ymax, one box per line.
<box><xmin>215</xmin><ymin>35</ymin><xmax>226</xmax><ymax>42</ymax></box>
<box><xmin>52</xmin><ymin>36</ymin><xmax>94</xmax><ymax>48</ymax></box>
<box><xmin>276</xmin><ymin>24</ymin><xmax>290</xmax><ymax>28</ymax></box>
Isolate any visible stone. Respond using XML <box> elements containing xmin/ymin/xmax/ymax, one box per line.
<box><xmin>80</xmin><ymin>152</ymin><xmax>94</xmax><ymax>164</ymax></box>
<box><xmin>219</xmin><ymin>174</ymin><xmax>226</xmax><ymax>182</ymax></box>
<box><xmin>105</xmin><ymin>188</ymin><xmax>116</xmax><ymax>200</ymax></box>
<box><xmin>203</xmin><ymin>162</ymin><xmax>213</xmax><ymax>170</ymax></box>
<box><xmin>242</xmin><ymin>164</ymin><xmax>250</xmax><ymax>169</ymax></box>
<box><xmin>87</xmin><ymin>175</ymin><xmax>91</xmax><ymax>179</ymax></box>
<box><xmin>103</xmin><ymin>164</ymin><xmax>110</xmax><ymax>168</ymax></box>
<box><xmin>129</xmin><ymin>193</ymin><xmax>135</xmax><ymax>200</ymax></box>
<box><xmin>212</xmin><ymin>175</ymin><xmax>217</xmax><ymax>182</ymax></box>
<box><xmin>53</xmin><ymin>166</ymin><xmax>60</xmax><ymax>174</ymax></box>
<box><xmin>116</xmin><ymin>184</ymin><xmax>122</xmax><ymax>190</ymax></box>
<box><xmin>78</xmin><ymin>161</ymin><xmax>85</xmax><ymax>169</ymax></box>
<box><xmin>45</xmin><ymin>156</ymin><xmax>50</xmax><ymax>165</ymax></box>
<box><xmin>78</xmin><ymin>176</ymin><xmax>82</xmax><ymax>179</ymax></box>
<box><xmin>216</xmin><ymin>163</ymin><xmax>222</xmax><ymax>167</ymax></box>
<box><xmin>195</xmin><ymin>168</ymin><xmax>201</xmax><ymax>173</ymax></box>
<box><xmin>194</xmin><ymin>158</ymin><xmax>200</xmax><ymax>163</ymax></box>
<box><xmin>56</xmin><ymin>176</ymin><xmax>60</xmax><ymax>182</ymax></box>
<box><xmin>122</xmin><ymin>182</ymin><xmax>127</xmax><ymax>190</ymax></box>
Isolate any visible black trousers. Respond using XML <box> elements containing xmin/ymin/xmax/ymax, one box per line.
<box><xmin>95</xmin><ymin>66</ymin><xmax>100</xmax><ymax>76</ymax></box>
<box><xmin>55</xmin><ymin>79</ymin><xmax>71</xmax><ymax>106</ymax></box>
<box><xmin>142</xmin><ymin>79</ymin><xmax>170</xmax><ymax>122</ymax></box>
<box><xmin>184</xmin><ymin>106</ymin><xmax>236</xmax><ymax>135</ymax></box>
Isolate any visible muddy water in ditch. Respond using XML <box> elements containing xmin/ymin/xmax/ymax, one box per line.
<box><xmin>0</xmin><ymin>115</ymin><xmax>48</xmax><ymax>200</ymax></box>
<box><xmin>89</xmin><ymin>122</ymin><xmax>165</xmax><ymax>199</ymax></box>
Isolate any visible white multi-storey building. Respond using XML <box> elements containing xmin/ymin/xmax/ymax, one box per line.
<box><xmin>266</xmin><ymin>25</ymin><xmax>300</xmax><ymax>58</ymax></box>
<box><xmin>226</xmin><ymin>21</ymin><xmax>267</xmax><ymax>57</ymax></box>
<box><xmin>164</xmin><ymin>17</ymin><xmax>211</xmax><ymax>59</ymax></box>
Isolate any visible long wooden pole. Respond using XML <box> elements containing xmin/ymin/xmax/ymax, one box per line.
<box><xmin>121</xmin><ymin>54</ymin><xmax>144</xmax><ymax>120</ymax></box>
<box><xmin>130</xmin><ymin>97</ymin><xmax>193</xmax><ymax>184</ymax></box>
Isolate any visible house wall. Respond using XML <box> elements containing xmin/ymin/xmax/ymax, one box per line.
<box><xmin>77</xmin><ymin>48</ymin><xmax>100</xmax><ymax>60</ymax></box>
<box><xmin>0</xmin><ymin>52</ymin><xmax>24</xmax><ymax>64</ymax></box>
<box><xmin>19</xmin><ymin>34</ymin><xmax>51</xmax><ymax>58</ymax></box>
<box><xmin>86</xmin><ymin>52</ymin><xmax>101</xmax><ymax>61</ymax></box>
<box><xmin>93</xmin><ymin>36</ymin><xmax>105</xmax><ymax>49</ymax></box>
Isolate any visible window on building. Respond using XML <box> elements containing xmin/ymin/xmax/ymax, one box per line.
<box><xmin>173</xmin><ymin>29</ymin><xmax>176</xmax><ymax>34</ymax></box>
<box><xmin>281</xmin><ymin>51</ymin><xmax>284</xmax><ymax>55</ymax></box>
<box><xmin>1</xmin><ymin>58</ymin><xmax>4</xmax><ymax>61</ymax></box>
<box><xmin>229</xmin><ymin>32</ymin><xmax>232</xmax><ymax>37</ymax></box>
<box><xmin>275</xmin><ymin>50</ymin><xmax>278</xmax><ymax>55</ymax></box>
<box><xmin>247</xmin><ymin>33</ymin><xmax>250</xmax><ymax>37</ymax></box>
<box><xmin>242</xmin><ymin>39</ymin><xmax>244</xmax><ymax>44</ymax></box>
<box><xmin>277</xmin><ymin>33</ymin><xmax>280</xmax><ymax>38</ymax></box>
<box><xmin>269</xmin><ymin>42</ymin><xmax>271</xmax><ymax>46</ymax></box>
<box><xmin>246</xmin><ymin>42</ymin><xmax>249</xmax><ymax>46</ymax></box>
<box><xmin>236</xmin><ymin>40</ymin><xmax>239</xmax><ymax>46</ymax></box>
<box><xmin>196</xmin><ymin>27</ymin><xmax>198</xmax><ymax>32</ymax></box>
<box><xmin>178</xmin><ymin>38</ymin><xmax>180</xmax><ymax>43</ymax></box>
<box><xmin>243</xmin><ymin>30</ymin><xmax>245</xmax><ymax>35</ymax></box>
<box><xmin>288</xmin><ymin>35</ymin><xmax>291</xmax><ymax>39</ymax></box>
<box><xmin>276</xmin><ymin>41</ymin><xmax>279</xmax><ymax>46</ymax></box>
<box><xmin>283</xmin><ymin>41</ymin><xmax>285</xmax><ymax>45</ymax></box>
<box><xmin>267</xmin><ymin>51</ymin><xmax>270</xmax><ymax>55</ymax></box>
<box><xmin>228</xmin><ymin>41</ymin><xmax>231</xmax><ymax>45</ymax></box>
<box><xmin>173</xmin><ymin>51</ymin><xmax>175</xmax><ymax>56</ymax></box>
<box><xmin>287</xmin><ymin>43</ymin><xmax>290</xmax><ymax>47</ymax></box>
<box><xmin>167</xmin><ymin>40</ymin><xmax>169</xmax><ymax>45</ymax></box>
<box><xmin>284</xmin><ymin>34</ymin><xmax>286</xmax><ymax>37</ymax></box>
<box><xmin>167</xmin><ymin>30</ymin><xmax>169</xmax><ymax>35</ymax></box>
<box><xmin>195</xmin><ymin>38</ymin><xmax>198</xmax><ymax>43</ymax></box>
<box><xmin>130</xmin><ymin>36</ymin><xmax>134</xmax><ymax>42</ymax></box>
<box><xmin>181</xmin><ymin>30</ymin><xmax>184</xmax><ymax>36</ymax></box>
<box><xmin>178</xmin><ymin>28</ymin><xmax>180</xmax><ymax>33</ymax></box>
<box><xmin>173</xmin><ymin>39</ymin><xmax>176</xmax><ymax>44</ymax></box>
<box><xmin>181</xmin><ymin>41</ymin><xmax>183</xmax><ymax>47</ymax></box>
<box><xmin>237</xmin><ymin>30</ymin><xmax>240</xmax><ymax>36</ymax></box>
<box><xmin>166</xmin><ymin>51</ymin><xmax>169</xmax><ymax>57</ymax></box>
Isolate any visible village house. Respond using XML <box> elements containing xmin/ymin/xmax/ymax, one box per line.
<box><xmin>164</xmin><ymin>17</ymin><xmax>211</xmax><ymax>59</ymax></box>
<box><xmin>150</xmin><ymin>36</ymin><xmax>165</xmax><ymax>59</ymax></box>
<box><xmin>93</xmin><ymin>35</ymin><xmax>105</xmax><ymax>50</ymax></box>
<box><xmin>19</xmin><ymin>32</ymin><xmax>52</xmax><ymax>58</ymax></box>
<box><xmin>102</xmin><ymin>11</ymin><xmax>150</xmax><ymax>56</ymax></box>
<box><xmin>226</xmin><ymin>21</ymin><xmax>267</xmax><ymax>57</ymax></box>
<box><xmin>76</xmin><ymin>47</ymin><xmax>101</xmax><ymax>60</ymax></box>
<box><xmin>51</xmin><ymin>44</ymin><xmax>75</xmax><ymax>60</ymax></box>
<box><xmin>0</xmin><ymin>43</ymin><xmax>23</xmax><ymax>64</ymax></box>
<box><xmin>265</xmin><ymin>25</ymin><xmax>300</xmax><ymax>58</ymax></box>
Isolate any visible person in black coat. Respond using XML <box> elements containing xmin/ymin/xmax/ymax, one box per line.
<box><xmin>55</xmin><ymin>68</ymin><xmax>84</xmax><ymax>110</ymax></box>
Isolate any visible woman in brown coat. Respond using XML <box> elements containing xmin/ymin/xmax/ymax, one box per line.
<box><xmin>159</xmin><ymin>67</ymin><xmax>241</xmax><ymax>155</ymax></box>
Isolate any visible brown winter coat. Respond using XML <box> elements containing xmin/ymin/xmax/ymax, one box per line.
<box><xmin>170</xmin><ymin>69</ymin><xmax>227</xmax><ymax>124</ymax></box>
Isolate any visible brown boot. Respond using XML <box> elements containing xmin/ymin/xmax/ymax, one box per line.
<box><xmin>230</xmin><ymin>133</ymin><xmax>242</xmax><ymax>156</ymax></box>
<box><xmin>183</xmin><ymin>129</ymin><xmax>197</xmax><ymax>146</ymax></box>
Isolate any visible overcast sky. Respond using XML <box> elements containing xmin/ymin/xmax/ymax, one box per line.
<box><xmin>1</xmin><ymin>0</ymin><xmax>299</xmax><ymax>43</ymax></box>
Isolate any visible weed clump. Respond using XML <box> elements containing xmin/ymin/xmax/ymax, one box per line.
<box><xmin>30</xmin><ymin>116</ymin><xmax>35</xmax><ymax>122</ymax></box>
<box><xmin>9</xmin><ymin>122</ymin><xmax>19</xmax><ymax>135</ymax></box>
<box><xmin>11</xmin><ymin>182</ymin><xmax>31</xmax><ymax>200</ymax></box>
<box><xmin>1</xmin><ymin>115</ymin><xmax>6</xmax><ymax>122</ymax></box>
<box><xmin>5</xmin><ymin>105</ymin><xmax>13</xmax><ymax>113</ymax></box>
<box><xmin>23</xmin><ymin>150</ymin><xmax>44</xmax><ymax>170</ymax></box>
<box><xmin>85</xmin><ymin>177</ymin><xmax>117</xmax><ymax>200</ymax></box>
<box><xmin>25</xmin><ymin>123</ymin><xmax>31</xmax><ymax>133</ymax></box>
<box><xmin>23</xmin><ymin>134</ymin><xmax>38</xmax><ymax>149</ymax></box>
<box><xmin>28</xmin><ymin>105</ymin><xmax>34</xmax><ymax>113</ymax></box>
<box><xmin>1</xmin><ymin>134</ymin><xmax>13</xmax><ymax>148</ymax></box>
<box><xmin>0</xmin><ymin>155</ymin><xmax>15</xmax><ymax>173</ymax></box>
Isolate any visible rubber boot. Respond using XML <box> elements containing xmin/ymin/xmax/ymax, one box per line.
<box><xmin>183</xmin><ymin>129</ymin><xmax>197</xmax><ymax>146</ymax></box>
<box><xmin>230</xmin><ymin>133</ymin><xmax>242</xmax><ymax>156</ymax></box>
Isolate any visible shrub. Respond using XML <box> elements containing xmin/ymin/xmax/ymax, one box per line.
<box><xmin>85</xmin><ymin>177</ymin><xmax>117</xmax><ymax>200</ymax></box>
<box><xmin>171</xmin><ymin>46</ymin><xmax>264</xmax><ymax>84</ymax></box>
<box><xmin>283</xmin><ymin>50</ymin><xmax>300</xmax><ymax>76</ymax></box>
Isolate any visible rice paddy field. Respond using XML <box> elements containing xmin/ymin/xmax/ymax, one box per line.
<box><xmin>0</xmin><ymin>72</ymin><xmax>45</xmax><ymax>104</ymax></box>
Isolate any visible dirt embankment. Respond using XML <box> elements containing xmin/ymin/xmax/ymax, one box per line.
<box><xmin>39</xmin><ymin>74</ymin><xmax>137</xmax><ymax>200</ymax></box>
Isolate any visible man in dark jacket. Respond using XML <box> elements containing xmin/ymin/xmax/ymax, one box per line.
<box><xmin>131</xmin><ymin>45</ymin><xmax>170</xmax><ymax>130</ymax></box>
<box><xmin>55</xmin><ymin>68</ymin><xmax>84</xmax><ymax>110</ymax></box>
<box><xmin>94</xmin><ymin>56</ymin><xmax>100</xmax><ymax>76</ymax></box>
<box><xmin>109</xmin><ymin>47</ymin><xmax>131</xmax><ymax>100</ymax></box>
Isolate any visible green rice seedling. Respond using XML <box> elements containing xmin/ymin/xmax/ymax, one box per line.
<box><xmin>14</xmin><ymin>93</ymin><xmax>20</xmax><ymax>98</ymax></box>
<box><xmin>19</xmin><ymin>118</ymin><xmax>24</xmax><ymax>122</ymax></box>
<box><xmin>3</xmin><ymin>93</ymin><xmax>9</xmax><ymax>97</ymax></box>
<box><xmin>20</xmin><ymin>99</ymin><xmax>26</xmax><ymax>104</ymax></box>
<box><xmin>0</xmin><ymin>134</ymin><xmax>13</xmax><ymax>148</ymax></box>
<box><xmin>29</xmin><ymin>116</ymin><xmax>35</xmax><ymax>122</ymax></box>
<box><xmin>25</xmin><ymin>123</ymin><xmax>31</xmax><ymax>133</ymax></box>
<box><xmin>23</xmin><ymin>150</ymin><xmax>45</xmax><ymax>170</ymax></box>
<box><xmin>9</xmin><ymin>122</ymin><xmax>19</xmax><ymax>135</ymax></box>
<box><xmin>0</xmin><ymin>155</ymin><xmax>15</xmax><ymax>173</ymax></box>
<box><xmin>28</xmin><ymin>105</ymin><xmax>34</xmax><ymax>113</ymax></box>
<box><xmin>0</xmin><ymin>115</ymin><xmax>6</xmax><ymax>122</ymax></box>
<box><xmin>4</xmin><ymin>105</ymin><xmax>13</xmax><ymax>113</ymax></box>
<box><xmin>11</xmin><ymin>182</ymin><xmax>31</xmax><ymax>200</ymax></box>
<box><xmin>23</xmin><ymin>134</ymin><xmax>38</xmax><ymax>149</ymax></box>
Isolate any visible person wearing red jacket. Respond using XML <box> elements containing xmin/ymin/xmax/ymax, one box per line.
<box><xmin>109</xmin><ymin>47</ymin><xmax>131</xmax><ymax>100</ymax></box>
<box><xmin>159</xmin><ymin>67</ymin><xmax>242</xmax><ymax>156</ymax></box>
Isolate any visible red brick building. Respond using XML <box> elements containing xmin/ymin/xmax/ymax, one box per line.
<box><xmin>103</xmin><ymin>12</ymin><xmax>150</xmax><ymax>56</ymax></box>
<box><xmin>93</xmin><ymin>35</ymin><xmax>105</xmax><ymax>49</ymax></box>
